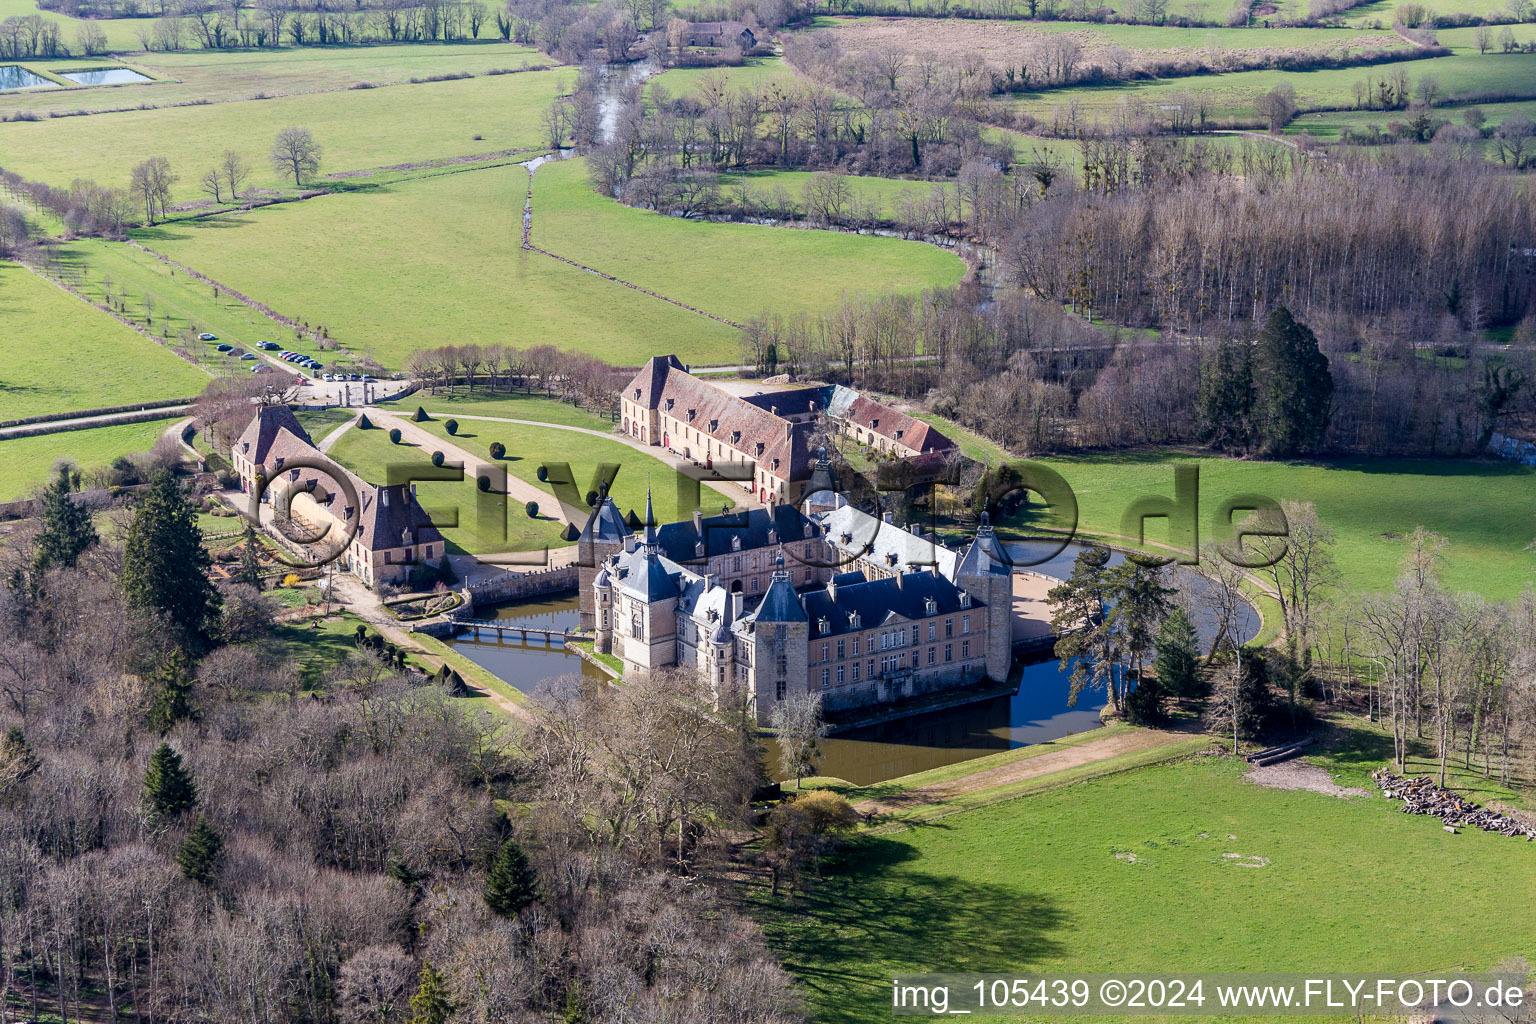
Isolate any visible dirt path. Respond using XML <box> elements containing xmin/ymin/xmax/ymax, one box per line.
<box><xmin>360</xmin><ymin>408</ymin><xmax>582</xmax><ymax>523</ymax></box>
<box><xmin>856</xmin><ymin>727</ymin><xmax>1194</xmax><ymax>816</ymax></box>
<box><xmin>428</xmin><ymin>411</ymin><xmax>763</xmax><ymax>511</ymax></box>
<box><xmin>327</xmin><ymin>573</ymin><xmax>532</xmax><ymax>723</ymax></box>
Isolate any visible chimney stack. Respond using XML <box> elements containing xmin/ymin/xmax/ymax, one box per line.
<box><xmin>382</xmin><ymin>487</ymin><xmax>390</xmax><ymax>507</ymax></box>
<box><xmin>693</xmin><ymin>508</ymin><xmax>704</xmax><ymax>536</ymax></box>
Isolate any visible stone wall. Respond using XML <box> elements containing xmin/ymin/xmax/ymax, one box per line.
<box><xmin>466</xmin><ymin>565</ymin><xmax>579</xmax><ymax>608</ymax></box>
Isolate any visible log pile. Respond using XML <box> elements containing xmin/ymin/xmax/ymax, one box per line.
<box><xmin>1372</xmin><ymin>770</ymin><xmax>1536</xmax><ymax>840</ymax></box>
<box><xmin>1245</xmin><ymin>738</ymin><xmax>1314</xmax><ymax>767</ymax></box>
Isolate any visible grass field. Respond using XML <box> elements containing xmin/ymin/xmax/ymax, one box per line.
<box><xmin>0</xmin><ymin>415</ymin><xmax>177</xmax><ymax>500</ymax></box>
<box><xmin>754</xmin><ymin>747</ymin><xmax>1536</xmax><ymax>1024</ymax></box>
<box><xmin>47</xmin><ymin>238</ymin><xmax>310</xmax><ymax>371</ymax></box>
<box><xmin>1285</xmin><ymin>96</ymin><xmax>1536</xmax><ymax>138</ymax></box>
<box><xmin>0</xmin><ymin>41</ymin><xmax>555</xmax><ymax>116</ymax></box>
<box><xmin>327</xmin><ymin>422</ymin><xmax>564</xmax><ymax>553</ymax></box>
<box><xmin>409</xmin><ymin>414</ymin><xmax>741</xmax><ymax>523</ymax></box>
<box><xmin>133</xmin><ymin>165</ymin><xmax>745</xmax><ymax>368</ymax></box>
<box><xmin>0</xmin><ymin>260</ymin><xmax>209</xmax><ymax>418</ymax></box>
<box><xmin>0</xmin><ymin>68</ymin><xmax>563</xmax><ymax>202</ymax></box>
<box><xmin>649</xmin><ymin>55</ymin><xmax>791</xmax><ymax>97</ymax></box>
<box><xmin>530</xmin><ymin>157</ymin><xmax>966</xmax><ymax>324</ymax></box>
<box><xmin>1014</xmin><ymin>451</ymin><xmax>1536</xmax><ymax>601</ymax></box>
<box><xmin>413</xmin><ymin>388</ymin><xmax>617</xmax><ymax>430</ymax></box>
<box><xmin>999</xmin><ymin>49</ymin><xmax>1536</xmax><ymax>120</ymax></box>
<box><xmin>717</xmin><ymin>168</ymin><xmax>953</xmax><ymax>220</ymax></box>
<box><xmin>0</xmin><ymin>0</ymin><xmax>144</xmax><ymax>52</ymax></box>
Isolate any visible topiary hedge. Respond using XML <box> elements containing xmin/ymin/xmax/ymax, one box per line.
<box><xmin>388</xmin><ymin>428</ymin><xmax>402</xmax><ymax>444</ymax></box>
<box><xmin>431</xmin><ymin>451</ymin><xmax>445</xmax><ymax>467</ymax></box>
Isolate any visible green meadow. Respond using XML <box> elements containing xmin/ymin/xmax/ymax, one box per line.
<box><xmin>0</xmin><ymin>69</ymin><xmax>563</xmax><ymax>202</ymax></box>
<box><xmin>134</xmin><ymin>164</ymin><xmax>744</xmax><ymax>368</ymax></box>
<box><xmin>530</xmin><ymin>157</ymin><xmax>966</xmax><ymax>324</ymax></box>
<box><xmin>0</xmin><ymin>416</ymin><xmax>178</xmax><ymax>501</ymax></box>
<box><xmin>0</xmin><ymin>260</ymin><xmax>210</xmax><ymax>418</ymax></box>
<box><xmin>1286</xmin><ymin>97</ymin><xmax>1536</xmax><ymax>138</ymax></box>
<box><xmin>0</xmin><ymin>41</ymin><xmax>557</xmax><ymax>116</ymax></box>
<box><xmin>409</xmin><ymin>414</ymin><xmax>742</xmax><ymax>522</ymax></box>
<box><xmin>1018</xmin><ymin>451</ymin><xmax>1536</xmax><ymax>601</ymax></box>
<box><xmin>1000</xmin><ymin>50</ymin><xmax>1536</xmax><ymax>120</ymax></box>
<box><xmin>755</xmin><ymin>752</ymin><xmax>1536</xmax><ymax>1024</ymax></box>
<box><xmin>413</xmin><ymin>389</ymin><xmax>616</xmax><ymax>430</ymax></box>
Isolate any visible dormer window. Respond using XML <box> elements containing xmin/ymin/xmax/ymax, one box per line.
<box><xmin>870</xmin><ymin>418</ymin><xmax>879</xmax><ymax>429</ymax></box>
<box><xmin>848</xmin><ymin>611</ymin><xmax>861</xmax><ymax>629</ymax></box>
<box><xmin>731</xmin><ymin>535</ymin><xmax>742</xmax><ymax>551</ymax></box>
<box><xmin>841</xmin><ymin>531</ymin><xmax>852</xmax><ymax>544</ymax></box>
<box><xmin>896</xmin><ymin>428</ymin><xmax>905</xmax><ymax>440</ymax></box>
<box><xmin>696</xmin><ymin>540</ymin><xmax>706</xmax><ymax>556</ymax></box>
<box><xmin>666</xmin><ymin>398</ymin><xmax>675</xmax><ymax>410</ymax></box>
<box><xmin>886</xmin><ymin>552</ymin><xmax>898</xmax><ymax>566</ymax></box>
<box><xmin>755</xmin><ymin>442</ymin><xmax>765</xmax><ymax>457</ymax></box>
<box><xmin>709</xmin><ymin>419</ymin><xmax>719</xmax><ymax>432</ymax></box>
<box><xmin>924</xmin><ymin>596</ymin><xmax>937</xmax><ymax>615</ymax></box>
<box><xmin>959</xmin><ymin>591</ymin><xmax>972</xmax><ymax>608</ymax></box>
<box><xmin>730</xmin><ymin>430</ymin><xmax>741</xmax><ymax>445</ymax></box>
<box><xmin>818</xmin><ymin>617</ymin><xmax>830</xmax><ymax>635</ymax></box>
<box><xmin>767</xmin><ymin>528</ymin><xmax>777</xmax><ymax>544</ymax></box>
<box><xmin>688</xmin><ymin>409</ymin><xmax>697</xmax><ymax>422</ymax></box>
<box><xmin>771</xmin><ymin>458</ymin><xmax>780</xmax><ymax>471</ymax></box>
<box><xmin>633</xmin><ymin>388</ymin><xmax>641</xmax><ymax>400</ymax></box>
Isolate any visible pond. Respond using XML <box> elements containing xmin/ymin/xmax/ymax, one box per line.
<box><xmin>448</xmin><ymin>542</ymin><xmax>1260</xmax><ymax>785</ymax></box>
<box><xmin>58</xmin><ymin>66</ymin><xmax>152</xmax><ymax>86</ymax></box>
<box><xmin>0</xmin><ymin>66</ymin><xmax>59</xmax><ymax>91</ymax></box>
<box><xmin>441</xmin><ymin>594</ymin><xmax>607</xmax><ymax>698</ymax></box>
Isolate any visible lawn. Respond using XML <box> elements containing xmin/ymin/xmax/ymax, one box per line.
<box><xmin>1286</xmin><ymin>97</ymin><xmax>1536</xmax><ymax>139</ymax></box>
<box><xmin>754</xmin><ymin>752</ymin><xmax>1536</xmax><ymax>1024</ymax></box>
<box><xmin>716</xmin><ymin>168</ymin><xmax>951</xmax><ymax>221</ymax></box>
<box><xmin>530</xmin><ymin>157</ymin><xmax>966</xmax><ymax>325</ymax></box>
<box><xmin>649</xmin><ymin>54</ymin><xmax>791</xmax><ymax>97</ymax></box>
<box><xmin>0</xmin><ymin>68</ymin><xmax>564</xmax><ymax>202</ymax></box>
<box><xmin>45</xmin><ymin>238</ymin><xmax>308</xmax><ymax>372</ymax></box>
<box><xmin>0</xmin><ymin>41</ymin><xmax>555</xmax><ymax>116</ymax></box>
<box><xmin>133</xmin><ymin>165</ymin><xmax>744</xmax><ymax>368</ymax></box>
<box><xmin>413</xmin><ymin>388</ymin><xmax>616</xmax><ymax>430</ymax></box>
<box><xmin>410</xmin><ymin>414</ymin><xmax>742</xmax><ymax>523</ymax></box>
<box><xmin>0</xmin><ymin>0</ymin><xmax>143</xmax><ymax>52</ymax></box>
<box><xmin>326</xmin><ymin>422</ymin><xmax>563</xmax><ymax>554</ymax></box>
<box><xmin>0</xmin><ymin>415</ymin><xmax>178</xmax><ymax>500</ymax></box>
<box><xmin>0</xmin><ymin>260</ymin><xmax>210</xmax><ymax>419</ymax></box>
<box><xmin>1014</xmin><ymin>451</ymin><xmax>1536</xmax><ymax>601</ymax></box>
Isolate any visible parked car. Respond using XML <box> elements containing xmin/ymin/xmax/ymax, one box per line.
<box><xmin>198</xmin><ymin>333</ymin><xmax>217</xmax><ymax>341</ymax></box>
<box><xmin>241</xmin><ymin>353</ymin><xmax>256</xmax><ymax>360</ymax></box>
<box><xmin>216</xmin><ymin>344</ymin><xmax>233</xmax><ymax>352</ymax></box>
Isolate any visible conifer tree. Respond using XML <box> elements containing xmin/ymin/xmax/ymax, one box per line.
<box><xmin>1153</xmin><ymin>607</ymin><xmax>1202</xmax><ymax>697</ymax></box>
<box><xmin>234</xmin><ymin>521</ymin><xmax>263</xmax><ymax>589</ymax></box>
<box><xmin>146</xmin><ymin>648</ymin><xmax>196</xmax><ymax>734</ymax></box>
<box><xmin>407</xmin><ymin>963</ymin><xmax>452</xmax><ymax>1024</ymax></box>
<box><xmin>1194</xmin><ymin>337</ymin><xmax>1254</xmax><ymax>451</ymax></box>
<box><xmin>1254</xmin><ymin>307</ymin><xmax>1333</xmax><ymax>456</ymax></box>
<box><xmin>176</xmin><ymin>815</ymin><xmax>224</xmax><ymax>883</ymax></box>
<box><xmin>32</xmin><ymin>463</ymin><xmax>98</xmax><ymax>582</ymax></box>
<box><xmin>143</xmin><ymin>741</ymin><xmax>198</xmax><ymax>816</ymax></box>
<box><xmin>484</xmin><ymin>838</ymin><xmax>538</xmax><ymax>917</ymax></box>
<box><xmin>122</xmin><ymin>470</ymin><xmax>221</xmax><ymax>651</ymax></box>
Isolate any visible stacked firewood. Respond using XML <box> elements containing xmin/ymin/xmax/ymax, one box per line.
<box><xmin>1373</xmin><ymin>770</ymin><xmax>1536</xmax><ymax>839</ymax></box>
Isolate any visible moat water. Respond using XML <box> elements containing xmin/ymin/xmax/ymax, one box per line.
<box><xmin>442</xmin><ymin>545</ymin><xmax>1258</xmax><ymax>785</ymax></box>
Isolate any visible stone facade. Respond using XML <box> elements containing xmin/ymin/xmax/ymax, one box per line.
<box><xmin>587</xmin><ymin>478</ymin><xmax>1012</xmax><ymax>724</ymax></box>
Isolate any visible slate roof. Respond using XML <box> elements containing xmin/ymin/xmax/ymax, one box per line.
<box><xmin>803</xmin><ymin>570</ymin><xmax>982</xmax><ymax>638</ymax></box>
<box><xmin>750</xmin><ymin>570</ymin><xmax>808</xmax><ymax>623</ymax></box>
<box><xmin>580</xmin><ymin>497</ymin><xmax>631</xmax><ymax>545</ymax></box>
<box><xmin>816</xmin><ymin>505</ymin><xmax>958</xmax><ymax>579</ymax></box>
<box><xmin>235</xmin><ymin>405</ymin><xmax>314</xmax><ymax>466</ymax></box>
<box><xmin>653</xmin><ymin>505</ymin><xmax>821</xmax><ymax>563</ymax></box>
<box><xmin>611</xmin><ymin>544</ymin><xmax>682</xmax><ymax>601</ymax></box>
<box><xmin>822</xmin><ymin>385</ymin><xmax>953</xmax><ymax>453</ymax></box>
<box><xmin>257</xmin><ymin>424</ymin><xmax>443</xmax><ymax>553</ymax></box>
<box><xmin>955</xmin><ymin>513</ymin><xmax>1012</xmax><ymax>578</ymax></box>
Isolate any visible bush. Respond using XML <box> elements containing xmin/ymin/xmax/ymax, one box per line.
<box><xmin>413</xmin><ymin>407</ymin><xmax>429</xmax><ymax>422</ymax></box>
<box><xmin>585</xmin><ymin>489</ymin><xmax>599</xmax><ymax>507</ymax></box>
<box><xmin>357</xmin><ymin>414</ymin><xmax>373</xmax><ymax>429</ymax></box>
<box><xmin>477</xmin><ymin>475</ymin><xmax>491</xmax><ymax>492</ymax></box>
<box><xmin>445</xmin><ymin>419</ymin><xmax>458</xmax><ymax>436</ymax></box>
<box><xmin>431</xmin><ymin>451</ymin><xmax>445</xmax><ymax>468</ymax></box>
<box><xmin>536</xmin><ymin>465</ymin><xmax>548</xmax><ymax>482</ymax></box>
<box><xmin>560</xmin><ymin>522</ymin><xmax>579</xmax><ymax>541</ymax></box>
<box><xmin>489</xmin><ymin>441</ymin><xmax>506</xmax><ymax>459</ymax></box>
<box><xmin>389</xmin><ymin>428</ymin><xmax>402</xmax><ymax>444</ymax></box>
<box><xmin>282</xmin><ymin>573</ymin><xmax>300</xmax><ymax>587</ymax></box>
<box><xmin>525</xmin><ymin>500</ymin><xmax>539</xmax><ymax>518</ymax></box>
<box><xmin>1123</xmin><ymin>675</ymin><xmax>1170</xmax><ymax>726</ymax></box>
